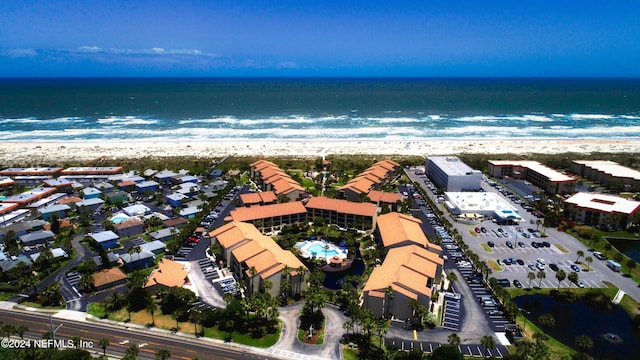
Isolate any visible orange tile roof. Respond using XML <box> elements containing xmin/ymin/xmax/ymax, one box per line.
<box><xmin>270</xmin><ymin>177</ymin><xmax>305</xmax><ymax>195</ymax></box>
<box><xmin>250</xmin><ymin>159</ymin><xmax>278</xmax><ymax>170</ymax></box>
<box><xmin>240</xmin><ymin>191</ymin><xmax>278</xmax><ymax>205</ymax></box>
<box><xmin>367</xmin><ymin>190</ymin><xmax>403</xmax><ymax>204</ymax></box>
<box><xmin>230</xmin><ymin>202</ymin><xmax>307</xmax><ymax>222</ymax></box>
<box><xmin>251</xmin><ymin>159</ymin><xmax>304</xmax><ymax>196</ymax></box>
<box><xmin>92</xmin><ymin>268</ymin><xmax>127</xmax><ymax>288</ymax></box>
<box><xmin>213</xmin><ymin>221</ymin><xmax>306</xmax><ymax>280</ymax></box>
<box><xmin>118</xmin><ymin>180</ymin><xmax>137</xmax><ymax>187</ymax></box>
<box><xmin>113</xmin><ymin>217</ymin><xmax>144</xmax><ymax>230</ymax></box>
<box><xmin>363</xmin><ymin>244</ymin><xmax>442</xmax><ymax>299</ymax></box>
<box><xmin>305</xmin><ymin>197</ymin><xmax>378</xmax><ymax>217</ymax></box>
<box><xmin>144</xmin><ymin>258</ymin><xmax>188</xmax><ymax>288</ymax></box>
<box><xmin>377</xmin><ymin>212</ymin><xmax>429</xmax><ymax>248</ymax></box>
<box><xmin>57</xmin><ymin>196</ymin><xmax>83</xmax><ymax>205</ymax></box>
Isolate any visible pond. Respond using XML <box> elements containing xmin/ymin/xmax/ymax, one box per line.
<box><xmin>323</xmin><ymin>258</ymin><xmax>365</xmax><ymax>290</ymax></box>
<box><xmin>607</xmin><ymin>237</ymin><xmax>640</xmax><ymax>263</ymax></box>
<box><xmin>514</xmin><ymin>293</ymin><xmax>640</xmax><ymax>359</ymax></box>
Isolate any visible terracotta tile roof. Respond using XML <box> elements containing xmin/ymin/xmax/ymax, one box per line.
<box><xmin>240</xmin><ymin>191</ymin><xmax>278</xmax><ymax>205</ymax></box>
<box><xmin>367</xmin><ymin>190</ymin><xmax>403</xmax><ymax>204</ymax></box>
<box><xmin>305</xmin><ymin>197</ymin><xmax>378</xmax><ymax>217</ymax></box>
<box><xmin>250</xmin><ymin>159</ymin><xmax>278</xmax><ymax>170</ymax></box>
<box><xmin>251</xmin><ymin>159</ymin><xmax>305</xmax><ymax>196</ymax></box>
<box><xmin>377</xmin><ymin>212</ymin><xmax>429</xmax><ymax>248</ymax></box>
<box><xmin>162</xmin><ymin>217</ymin><xmax>188</xmax><ymax>227</ymax></box>
<box><xmin>113</xmin><ymin>217</ymin><xmax>144</xmax><ymax>230</ymax></box>
<box><xmin>230</xmin><ymin>202</ymin><xmax>307</xmax><ymax>222</ymax></box>
<box><xmin>58</xmin><ymin>196</ymin><xmax>83</xmax><ymax>205</ymax></box>
<box><xmin>270</xmin><ymin>177</ymin><xmax>305</xmax><ymax>195</ymax></box>
<box><xmin>213</xmin><ymin>221</ymin><xmax>306</xmax><ymax>280</ymax></box>
<box><xmin>363</xmin><ymin>245</ymin><xmax>442</xmax><ymax>299</ymax></box>
<box><xmin>338</xmin><ymin>159</ymin><xmax>399</xmax><ymax>195</ymax></box>
<box><xmin>144</xmin><ymin>258</ymin><xmax>188</xmax><ymax>288</ymax></box>
<box><xmin>118</xmin><ymin>180</ymin><xmax>137</xmax><ymax>187</ymax></box>
<box><xmin>91</xmin><ymin>268</ymin><xmax>127</xmax><ymax>288</ymax></box>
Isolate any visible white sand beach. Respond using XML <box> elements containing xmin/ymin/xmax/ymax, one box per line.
<box><xmin>1</xmin><ymin>139</ymin><xmax>639</xmax><ymax>164</ymax></box>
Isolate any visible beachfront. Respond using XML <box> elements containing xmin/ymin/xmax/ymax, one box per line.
<box><xmin>2</xmin><ymin>139</ymin><xmax>640</xmax><ymax>164</ymax></box>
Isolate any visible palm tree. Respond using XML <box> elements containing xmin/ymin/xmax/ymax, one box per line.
<box><xmin>447</xmin><ymin>333</ymin><xmax>461</xmax><ymax>346</ymax></box>
<box><xmin>527</xmin><ymin>271</ymin><xmax>536</xmax><ymax>289</ymax></box>
<box><xmin>575</xmin><ymin>335</ymin><xmax>594</xmax><ymax>353</ymax></box>
<box><xmin>575</xmin><ymin>250</ymin><xmax>584</xmax><ymax>263</ymax></box>
<box><xmin>626</xmin><ymin>259</ymin><xmax>637</xmax><ymax>275</ymax></box>
<box><xmin>480</xmin><ymin>335</ymin><xmax>496</xmax><ymax>359</ymax></box>
<box><xmin>604</xmin><ymin>243</ymin><xmax>613</xmax><ymax>257</ymax></box>
<box><xmin>568</xmin><ymin>271</ymin><xmax>579</xmax><ymax>285</ymax></box>
<box><xmin>538</xmin><ymin>313</ymin><xmax>555</xmax><ymax>338</ymax></box>
<box><xmin>14</xmin><ymin>325</ymin><xmax>27</xmax><ymax>339</ymax></box>
<box><xmin>536</xmin><ymin>270</ymin><xmax>546</xmax><ymax>288</ymax></box>
<box><xmin>147</xmin><ymin>301</ymin><xmax>156</xmax><ymax>326</ymax></box>
<box><xmin>99</xmin><ymin>338</ymin><xmax>110</xmax><ymax>357</ymax></box>
<box><xmin>125</xmin><ymin>344</ymin><xmax>139</xmax><ymax>359</ymax></box>
<box><xmin>446</xmin><ymin>271</ymin><xmax>458</xmax><ymax>291</ymax></box>
<box><xmin>72</xmin><ymin>335</ymin><xmax>82</xmax><ymax>348</ymax></box>
<box><xmin>376</xmin><ymin>319</ymin><xmax>390</xmax><ymax>347</ymax></box>
<box><xmin>155</xmin><ymin>348</ymin><xmax>171</xmax><ymax>360</ymax></box>
<box><xmin>583</xmin><ymin>256</ymin><xmax>592</xmax><ymax>272</ymax></box>
<box><xmin>79</xmin><ymin>273</ymin><xmax>94</xmax><ymax>292</ymax></box>
<box><xmin>555</xmin><ymin>269</ymin><xmax>566</xmax><ymax>290</ymax></box>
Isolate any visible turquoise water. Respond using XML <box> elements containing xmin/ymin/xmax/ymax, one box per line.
<box><xmin>111</xmin><ymin>214</ymin><xmax>130</xmax><ymax>224</ymax></box>
<box><xmin>307</xmin><ymin>243</ymin><xmax>341</xmax><ymax>257</ymax></box>
<box><xmin>1</xmin><ymin>78</ymin><xmax>640</xmax><ymax>141</ymax></box>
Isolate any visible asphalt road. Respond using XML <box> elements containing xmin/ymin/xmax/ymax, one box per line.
<box><xmin>0</xmin><ymin>309</ymin><xmax>276</xmax><ymax>360</ymax></box>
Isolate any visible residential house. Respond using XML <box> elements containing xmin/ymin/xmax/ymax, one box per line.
<box><xmin>143</xmin><ymin>258</ymin><xmax>189</xmax><ymax>293</ymax></box>
<box><xmin>91</xmin><ymin>268</ymin><xmax>128</xmax><ymax>290</ymax></box>
<box><xmin>90</xmin><ymin>231</ymin><xmax>120</xmax><ymax>250</ymax></box>
<box><xmin>76</xmin><ymin>198</ymin><xmax>104</xmax><ymax>213</ymax></box>
<box><xmin>38</xmin><ymin>204</ymin><xmax>71</xmax><ymax>220</ymax></box>
<box><xmin>179</xmin><ymin>206</ymin><xmax>201</xmax><ymax>219</ymax></box>
<box><xmin>82</xmin><ymin>187</ymin><xmax>102</xmax><ymax>199</ymax></box>
<box><xmin>114</xmin><ymin>218</ymin><xmax>145</xmax><ymax>238</ymax></box>
<box><xmin>166</xmin><ymin>193</ymin><xmax>188</xmax><ymax>208</ymax></box>
<box><xmin>104</xmin><ymin>190</ymin><xmax>130</xmax><ymax>204</ymax></box>
<box><xmin>136</xmin><ymin>180</ymin><xmax>160</xmax><ymax>194</ymax></box>
<box><xmin>367</xmin><ymin>190</ymin><xmax>404</xmax><ymax>211</ymax></box>
<box><xmin>30</xmin><ymin>247</ymin><xmax>68</xmax><ymax>263</ymax></box>
<box><xmin>162</xmin><ymin>217</ymin><xmax>188</xmax><ymax>229</ymax></box>
<box><xmin>149</xmin><ymin>227</ymin><xmax>177</xmax><ymax>243</ymax></box>
<box><xmin>19</xmin><ymin>230</ymin><xmax>55</xmax><ymax>246</ymax></box>
<box><xmin>140</xmin><ymin>240</ymin><xmax>166</xmax><ymax>255</ymax></box>
<box><xmin>120</xmin><ymin>250</ymin><xmax>155</xmax><ymax>270</ymax></box>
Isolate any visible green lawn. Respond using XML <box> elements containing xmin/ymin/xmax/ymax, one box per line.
<box><xmin>203</xmin><ymin>325</ymin><xmax>280</xmax><ymax>348</ymax></box>
<box><xmin>0</xmin><ymin>292</ymin><xmax>15</xmax><ymax>301</ymax></box>
<box><xmin>342</xmin><ymin>347</ymin><xmax>359</xmax><ymax>360</ymax></box>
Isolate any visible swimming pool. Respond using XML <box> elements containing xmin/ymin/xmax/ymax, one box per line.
<box><xmin>110</xmin><ymin>213</ymin><xmax>131</xmax><ymax>224</ymax></box>
<box><xmin>296</xmin><ymin>240</ymin><xmax>347</xmax><ymax>263</ymax></box>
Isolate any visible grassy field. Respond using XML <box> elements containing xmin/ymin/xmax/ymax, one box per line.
<box><xmin>88</xmin><ymin>303</ymin><xmax>280</xmax><ymax>348</ymax></box>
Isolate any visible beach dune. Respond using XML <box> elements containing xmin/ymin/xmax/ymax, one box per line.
<box><xmin>1</xmin><ymin>139</ymin><xmax>639</xmax><ymax>164</ymax></box>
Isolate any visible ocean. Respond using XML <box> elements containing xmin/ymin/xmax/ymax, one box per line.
<box><xmin>0</xmin><ymin>78</ymin><xmax>639</xmax><ymax>142</ymax></box>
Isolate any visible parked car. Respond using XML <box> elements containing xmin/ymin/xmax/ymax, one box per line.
<box><xmin>187</xmin><ymin>236</ymin><xmax>200</xmax><ymax>244</ymax></box>
<box><xmin>475</xmin><ymin>227</ymin><xmax>481</xmax><ymax>233</ymax></box>
<box><xmin>577</xmin><ymin>280</ymin><xmax>586</xmax><ymax>288</ymax></box>
<box><xmin>528</xmin><ymin>264</ymin><xmax>537</xmax><ymax>271</ymax></box>
<box><xmin>542</xmin><ymin>241</ymin><xmax>551</xmax><ymax>247</ymax></box>
<box><xmin>488</xmin><ymin>309</ymin><xmax>504</xmax><ymax>316</ymax></box>
<box><xmin>513</xmin><ymin>279</ymin><xmax>523</xmax><ymax>288</ymax></box>
<box><xmin>593</xmin><ymin>251</ymin><xmax>607</xmax><ymax>260</ymax></box>
<box><xmin>487</xmin><ymin>241</ymin><xmax>495</xmax><ymax>247</ymax></box>
<box><xmin>516</xmin><ymin>259</ymin><xmax>525</xmax><ymax>265</ymax></box>
<box><xmin>506</xmin><ymin>241</ymin><xmax>513</xmax><ymax>248</ymax></box>
<box><xmin>518</xmin><ymin>242</ymin><xmax>525</xmax><ymax>248</ymax></box>
<box><xmin>549</xmin><ymin>263</ymin><xmax>559</xmax><ymax>271</ymax></box>
<box><xmin>570</xmin><ymin>264</ymin><xmax>581</xmax><ymax>272</ymax></box>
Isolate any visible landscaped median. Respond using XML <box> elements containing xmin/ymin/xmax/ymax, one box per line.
<box><xmin>487</xmin><ymin>259</ymin><xmax>502</xmax><ymax>271</ymax></box>
<box><xmin>480</xmin><ymin>243</ymin><xmax>494</xmax><ymax>253</ymax></box>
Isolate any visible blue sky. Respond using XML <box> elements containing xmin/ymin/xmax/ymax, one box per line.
<box><xmin>1</xmin><ymin>1</ymin><xmax>639</xmax><ymax>77</ymax></box>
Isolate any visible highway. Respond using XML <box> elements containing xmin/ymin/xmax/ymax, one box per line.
<box><xmin>0</xmin><ymin>309</ymin><xmax>277</xmax><ymax>360</ymax></box>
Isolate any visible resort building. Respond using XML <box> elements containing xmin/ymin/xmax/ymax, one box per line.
<box><xmin>362</xmin><ymin>245</ymin><xmax>444</xmax><ymax>320</ymax></box>
<box><xmin>2</xmin><ymin>187</ymin><xmax>58</xmax><ymax>207</ymax></box>
<box><xmin>487</xmin><ymin>160</ymin><xmax>577</xmax><ymax>194</ymax></box>
<box><xmin>339</xmin><ymin>160</ymin><xmax>401</xmax><ymax>201</ymax></box>
<box><xmin>249</xmin><ymin>160</ymin><xmax>306</xmax><ymax>201</ymax></box>
<box><xmin>367</xmin><ymin>190</ymin><xmax>404</xmax><ymax>212</ymax></box>
<box><xmin>229</xmin><ymin>202</ymin><xmax>308</xmax><ymax>232</ymax></box>
<box><xmin>209</xmin><ymin>221</ymin><xmax>307</xmax><ymax>298</ymax></box>
<box><xmin>375</xmin><ymin>212</ymin><xmax>442</xmax><ymax>251</ymax></box>
<box><xmin>564</xmin><ymin>192</ymin><xmax>640</xmax><ymax>230</ymax></box>
<box><xmin>144</xmin><ymin>258</ymin><xmax>189</xmax><ymax>293</ymax></box>
<box><xmin>425</xmin><ymin>156</ymin><xmax>482</xmax><ymax>192</ymax></box>
<box><xmin>305</xmin><ymin>197</ymin><xmax>378</xmax><ymax>231</ymax></box>
<box><xmin>571</xmin><ymin>160</ymin><xmax>640</xmax><ymax>191</ymax></box>
<box><xmin>239</xmin><ymin>191</ymin><xmax>278</xmax><ymax>207</ymax></box>
<box><xmin>444</xmin><ymin>192</ymin><xmax>522</xmax><ymax>223</ymax></box>
<box><xmin>0</xmin><ymin>167</ymin><xmax>63</xmax><ymax>177</ymax></box>
<box><xmin>91</xmin><ymin>268</ymin><xmax>128</xmax><ymax>291</ymax></box>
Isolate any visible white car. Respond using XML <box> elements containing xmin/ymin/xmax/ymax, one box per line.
<box><xmin>536</xmin><ymin>258</ymin><xmax>546</xmax><ymax>265</ymax></box>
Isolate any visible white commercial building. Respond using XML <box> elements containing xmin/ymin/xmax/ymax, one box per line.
<box><xmin>564</xmin><ymin>192</ymin><xmax>640</xmax><ymax>229</ymax></box>
<box><xmin>425</xmin><ymin>156</ymin><xmax>482</xmax><ymax>192</ymax></box>
<box><xmin>444</xmin><ymin>192</ymin><xmax>522</xmax><ymax>222</ymax></box>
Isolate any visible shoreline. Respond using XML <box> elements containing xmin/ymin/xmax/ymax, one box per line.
<box><xmin>1</xmin><ymin>139</ymin><xmax>640</xmax><ymax>164</ymax></box>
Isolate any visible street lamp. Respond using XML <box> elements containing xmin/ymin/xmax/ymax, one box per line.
<box><xmin>49</xmin><ymin>314</ymin><xmax>63</xmax><ymax>341</ymax></box>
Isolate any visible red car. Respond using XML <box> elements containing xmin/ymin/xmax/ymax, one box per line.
<box><xmin>474</xmin><ymin>227</ymin><xmax>481</xmax><ymax>233</ymax></box>
<box><xmin>187</xmin><ymin>236</ymin><xmax>200</xmax><ymax>244</ymax></box>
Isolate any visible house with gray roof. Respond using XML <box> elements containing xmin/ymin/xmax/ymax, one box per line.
<box><xmin>90</xmin><ymin>231</ymin><xmax>120</xmax><ymax>250</ymax></box>
<box><xmin>120</xmin><ymin>250</ymin><xmax>155</xmax><ymax>270</ymax></box>
<box><xmin>140</xmin><ymin>240</ymin><xmax>166</xmax><ymax>255</ymax></box>
<box><xmin>149</xmin><ymin>227</ymin><xmax>177</xmax><ymax>242</ymax></box>
<box><xmin>19</xmin><ymin>230</ymin><xmax>55</xmax><ymax>246</ymax></box>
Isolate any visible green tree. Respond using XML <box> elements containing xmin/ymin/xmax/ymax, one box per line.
<box><xmin>160</xmin><ymin>287</ymin><xmax>197</xmax><ymax>315</ymax></box>
<box><xmin>79</xmin><ymin>274</ymin><xmax>94</xmax><ymax>292</ymax></box>
<box><xmin>536</xmin><ymin>270</ymin><xmax>546</xmax><ymax>288</ymax></box>
<box><xmin>575</xmin><ymin>250</ymin><xmax>584</xmax><ymax>263</ymax></box>
<box><xmin>50</xmin><ymin>213</ymin><xmax>61</xmax><ymax>234</ymax></box>
<box><xmin>568</xmin><ymin>271</ymin><xmax>579</xmax><ymax>284</ymax></box>
<box><xmin>147</xmin><ymin>301</ymin><xmax>157</xmax><ymax>326</ymax></box>
<box><xmin>538</xmin><ymin>313</ymin><xmax>555</xmax><ymax>338</ymax></box>
<box><xmin>480</xmin><ymin>335</ymin><xmax>496</xmax><ymax>359</ymax></box>
<box><xmin>614</xmin><ymin>252</ymin><xmax>624</xmax><ymax>263</ymax></box>
<box><xmin>14</xmin><ymin>325</ymin><xmax>27</xmax><ymax>339</ymax></box>
<box><xmin>575</xmin><ymin>335</ymin><xmax>594</xmax><ymax>353</ymax></box>
<box><xmin>155</xmin><ymin>348</ymin><xmax>171</xmax><ymax>360</ymax></box>
<box><xmin>446</xmin><ymin>272</ymin><xmax>458</xmax><ymax>291</ymax></box>
<box><xmin>430</xmin><ymin>345</ymin><xmax>464</xmax><ymax>360</ymax></box>
<box><xmin>585</xmin><ymin>256</ymin><xmax>593</xmax><ymax>272</ymax></box>
<box><xmin>43</xmin><ymin>282</ymin><xmax>63</xmax><ymax>306</ymax></box>
<box><xmin>555</xmin><ymin>269</ymin><xmax>566</xmax><ymax>289</ymax></box>
<box><xmin>527</xmin><ymin>271</ymin><xmax>536</xmax><ymax>289</ymax></box>
<box><xmin>99</xmin><ymin>338</ymin><xmax>110</xmax><ymax>357</ymax></box>
<box><xmin>124</xmin><ymin>344</ymin><xmax>139</xmax><ymax>360</ymax></box>
<box><xmin>626</xmin><ymin>259</ymin><xmax>637</xmax><ymax>275</ymax></box>
<box><xmin>604</xmin><ymin>243</ymin><xmax>613</xmax><ymax>257</ymax></box>
<box><xmin>447</xmin><ymin>333</ymin><xmax>461</xmax><ymax>346</ymax></box>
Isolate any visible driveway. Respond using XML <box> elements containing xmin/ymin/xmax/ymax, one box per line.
<box><xmin>268</xmin><ymin>302</ymin><xmax>347</xmax><ymax>360</ymax></box>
